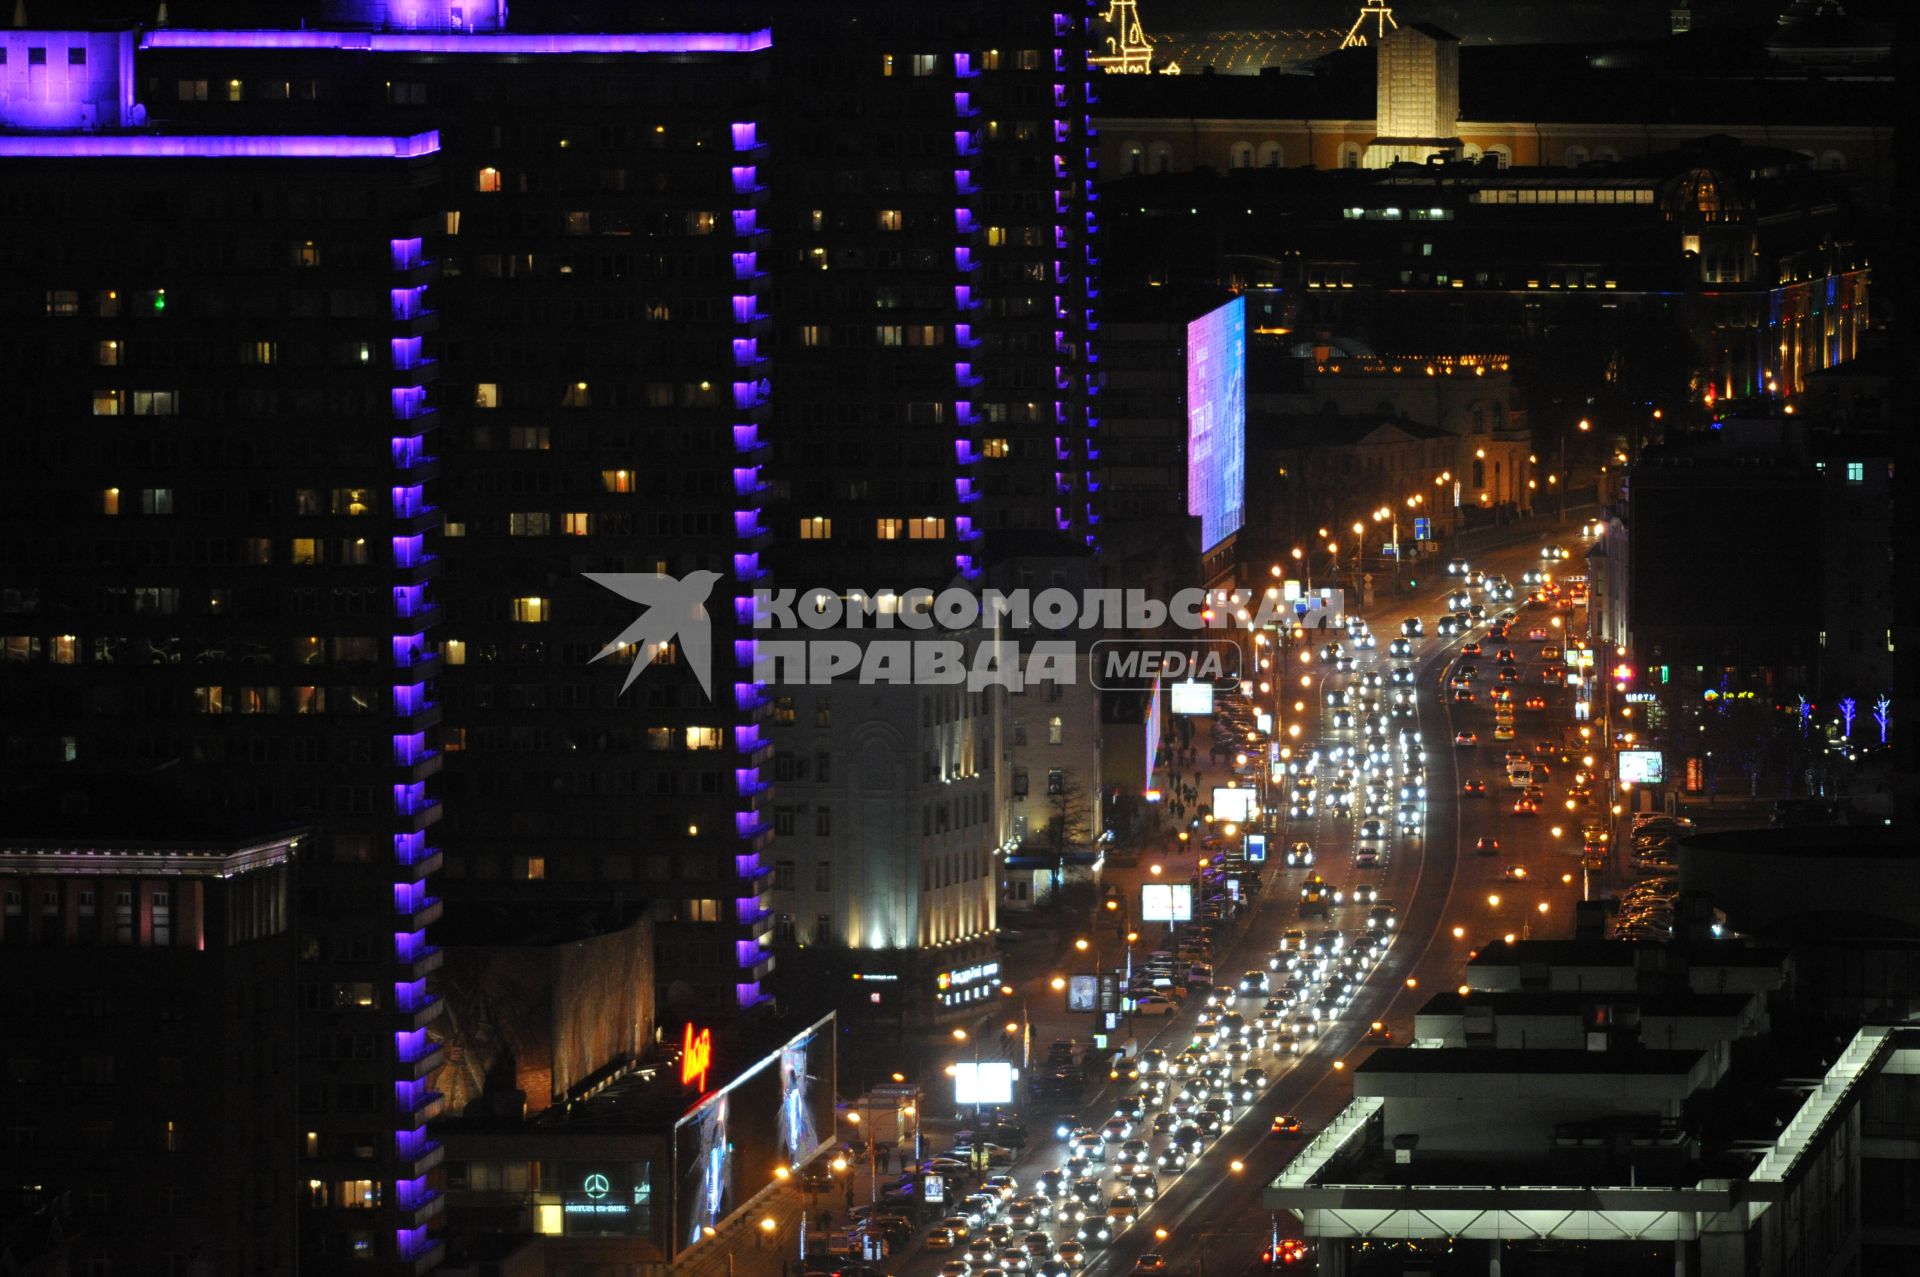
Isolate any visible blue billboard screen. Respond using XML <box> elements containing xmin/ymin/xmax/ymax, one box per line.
<box><xmin>1186</xmin><ymin>296</ymin><xmax>1247</xmax><ymax>552</ymax></box>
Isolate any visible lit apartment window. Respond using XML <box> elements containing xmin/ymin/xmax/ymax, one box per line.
<box><xmin>875</xmin><ymin>325</ymin><xmax>904</xmax><ymax>347</ymax></box>
<box><xmin>564</xmin><ymin>211</ymin><xmax>591</xmax><ymax>235</ymax></box>
<box><xmin>193</xmin><ymin>690</ymin><xmax>227</xmax><ymax>720</ymax></box>
<box><xmin>562</xmin><ymin>512</ymin><xmax>592</xmax><ymax>536</ymax></box>
<box><xmin>876</xmin><ymin>518</ymin><xmax>902</xmax><ymax>540</ymax></box>
<box><xmin>445</xmin><ymin>210</ymin><xmax>461</xmax><ymax>236</ymax></box>
<box><xmin>92</xmin><ymin>390</ymin><xmax>122</xmax><ymax>416</ymax></box>
<box><xmin>524</xmin><ymin>857</ymin><xmax>546</xmax><ymax>881</ymax></box>
<box><xmin>225</xmin><ymin>78</ymin><xmax>244</xmax><ymax>101</ymax></box>
<box><xmin>162</xmin><ymin>1121</ymin><xmax>182</xmax><ymax>1152</ymax></box>
<box><xmin>96</xmin><ymin>340</ymin><xmax>120</xmax><ymax>366</ymax></box>
<box><xmin>139</xmin><ymin>488</ymin><xmax>174</xmax><ymax>515</ymax></box>
<box><xmin>474</xmin><ymin>382</ymin><xmax>499</xmax><ymax>408</ymax></box>
<box><xmin>799</xmin><ymin>325</ymin><xmax>829</xmax><ymax>347</ymax></box>
<box><xmin>877</xmin><ymin>209</ymin><xmax>904</xmax><ymax>232</ymax></box>
<box><xmin>508</xmin><ymin>512</ymin><xmax>551</xmax><ymax>536</ymax></box>
<box><xmin>291</xmin><ymin>241</ymin><xmax>320</xmax><ymax>267</ymax></box>
<box><xmin>908</xmin><ymin>517</ymin><xmax>947</xmax><ymax>540</ymax></box>
<box><xmin>96</xmin><ymin>289</ymin><xmax>119</xmax><ymax>317</ymax></box>
<box><xmin>477</xmin><ymin>167</ymin><xmax>503</xmax><ymax>193</ymax></box>
<box><xmin>100</xmin><ymin>488</ymin><xmax>121</xmax><ymax>515</ymax></box>
<box><xmin>773</xmin><ymin>696</ymin><xmax>796</xmax><ymax>725</ymax></box>
<box><xmin>686</xmin><ymin>211</ymin><xmax>715</xmax><ymax>236</ymax></box>
<box><xmin>443</xmin><ymin>639</ymin><xmax>466</xmax><ymax>665</ymax></box>
<box><xmin>131</xmin><ymin>391</ymin><xmax>178</xmax><ymax>416</ymax></box>
<box><xmin>986</xmin><ymin>226</ymin><xmax>1007</xmax><ymax>246</ymax></box>
<box><xmin>510</xmin><ymin>597</ymin><xmax>551</xmax><ymax>623</ymax></box>
<box><xmin>907</xmin><ymin>325</ymin><xmax>943</xmax><ymax>347</ymax></box>
<box><xmin>1847</xmin><ymin>461</ymin><xmax>1865</xmax><ymax>483</ymax></box>
<box><xmin>601</xmin><ymin>469</ymin><xmax>636</xmax><ymax>493</ymax></box>
<box><xmin>239</xmin><ymin>341</ymin><xmax>276</xmax><ymax>365</ymax></box>
<box><xmin>912</xmin><ymin>53</ymin><xmax>939</xmax><ymax>75</ymax></box>
<box><xmin>331</xmin><ymin>488</ymin><xmax>371</xmax><ymax>516</ymax></box>
<box><xmin>880</xmin><ymin>53</ymin><xmax>895</xmax><ymax>76</ymax></box>
<box><xmin>291</xmin><ymin>538</ymin><xmax>320</xmax><ymax>565</ymax></box>
<box><xmin>561</xmin><ymin>382</ymin><xmax>591</xmax><ymax>407</ymax></box>
<box><xmin>686</xmin><ymin>726</ymin><xmax>724</xmax><ymax>751</ymax></box>
<box><xmin>1048</xmin><ymin>715</ymin><xmax>1064</xmax><ymax>745</ymax></box>
<box><xmin>799</xmin><ymin>517</ymin><xmax>832</xmax><ymax>540</ymax></box>
<box><xmin>52</xmin><ymin>636</ymin><xmax>78</xmax><ymax>665</ymax></box>
<box><xmin>982</xmin><ymin>438</ymin><xmax>1009</xmax><ymax>458</ymax></box>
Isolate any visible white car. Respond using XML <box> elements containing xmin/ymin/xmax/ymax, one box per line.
<box><xmin>1132</xmin><ymin>995</ymin><xmax>1178</xmax><ymax>1018</ymax></box>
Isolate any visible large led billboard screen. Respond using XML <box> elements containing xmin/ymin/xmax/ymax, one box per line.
<box><xmin>1186</xmin><ymin>296</ymin><xmax>1247</xmax><ymax>552</ymax></box>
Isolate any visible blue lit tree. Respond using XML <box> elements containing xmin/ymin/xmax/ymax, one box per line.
<box><xmin>1838</xmin><ymin>697</ymin><xmax>1857</xmax><ymax>740</ymax></box>
<box><xmin>1874</xmin><ymin>696</ymin><xmax>1891</xmax><ymax>745</ymax></box>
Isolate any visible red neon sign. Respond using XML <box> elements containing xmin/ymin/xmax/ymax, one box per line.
<box><xmin>682</xmin><ymin>1023</ymin><xmax>713</xmax><ymax>1091</ymax></box>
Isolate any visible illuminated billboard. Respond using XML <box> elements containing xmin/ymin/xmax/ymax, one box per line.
<box><xmin>672</xmin><ymin>1013</ymin><xmax>836</xmax><ymax>1254</ymax></box>
<box><xmin>953</xmin><ymin>1061</ymin><xmax>1015</xmax><ymax>1106</ymax></box>
<box><xmin>1186</xmin><ymin>295</ymin><xmax>1247</xmax><ymax>552</ymax></box>
<box><xmin>1141</xmin><ymin>882</ymin><xmax>1193</xmax><ymax>922</ymax></box>
<box><xmin>1169</xmin><ymin>681</ymin><xmax>1215</xmax><ymax>716</ymax></box>
<box><xmin>1211</xmin><ymin>787</ymin><xmax>1257</xmax><ymax>823</ymax></box>
<box><xmin>1144</xmin><ymin>671</ymin><xmax>1163</xmax><ymax>792</ymax></box>
<box><xmin>1618</xmin><ymin>750</ymin><xmax>1665</xmax><ymax>784</ymax></box>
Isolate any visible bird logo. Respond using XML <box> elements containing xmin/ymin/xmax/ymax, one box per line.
<box><xmin>584</xmin><ymin>570</ymin><xmax>722</xmax><ymax>698</ymax></box>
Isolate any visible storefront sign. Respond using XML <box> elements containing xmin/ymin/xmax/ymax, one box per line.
<box><xmin>682</xmin><ymin>1024</ymin><xmax>712</xmax><ymax>1091</ymax></box>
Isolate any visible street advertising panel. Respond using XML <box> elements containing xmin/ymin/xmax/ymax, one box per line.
<box><xmin>1170</xmin><ymin>681</ymin><xmax>1215</xmax><ymax>716</ymax></box>
<box><xmin>1211</xmin><ymin>787</ymin><xmax>1257</xmax><ymax>823</ymax></box>
<box><xmin>1141</xmin><ymin>882</ymin><xmax>1193</xmax><ymax>922</ymax></box>
<box><xmin>1618</xmin><ymin>750</ymin><xmax>1665</xmax><ymax>784</ymax></box>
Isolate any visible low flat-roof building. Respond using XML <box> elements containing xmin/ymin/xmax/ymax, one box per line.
<box><xmin>1266</xmin><ymin>938</ymin><xmax>1918</xmax><ymax>1277</ymax></box>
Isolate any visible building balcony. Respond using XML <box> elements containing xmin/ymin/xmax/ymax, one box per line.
<box><xmin>398</xmin><ymin>1237</ymin><xmax>445</xmax><ymax>1277</ymax></box>
<box><xmin>393</xmin><ymin>895</ymin><xmax>443</xmax><ymax>930</ymax></box>
<box><xmin>391</xmin><ymin>943</ymin><xmax>443</xmax><ymax>978</ymax></box>
<box><xmin>391</xmin><ymin>996</ymin><xmax>445</xmax><ymax>1033</ymax></box>
<box><xmin>396</xmin><ymin>1044</ymin><xmax>445</xmax><ymax>1084</ymax></box>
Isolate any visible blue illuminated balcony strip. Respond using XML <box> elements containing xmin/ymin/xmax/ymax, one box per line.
<box><xmin>0</xmin><ymin>132</ymin><xmax>440</xmax><ymax>159</ymax></box>
<box><xmin>141</xmin><ymin>30</ymin><xmax>773</xmax><ymax>54</ymax></box>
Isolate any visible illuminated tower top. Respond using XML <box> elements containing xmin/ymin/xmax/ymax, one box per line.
<box><xmin>320</xmin><ymin>0</ymin><xmax>508</xmax><ymax>31</ymax></box>
<box><xmin>1340</xmin><ymin>0</ymin><xmax>1397</xmax><ymax>50</ymax></box>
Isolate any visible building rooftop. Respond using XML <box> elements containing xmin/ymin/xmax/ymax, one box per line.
<box><xmin>1355</xmin><ymin>1046</ymin><xmax>1705</xmax><ymax>1076</ymax></box>
<box><xmin>1415</xmin><ymin>989</ymin><xmax>1756</xmax><ymax>1018</ymax></box>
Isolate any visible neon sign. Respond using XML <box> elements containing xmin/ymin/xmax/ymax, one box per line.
<box><xmin>683</xmin><ymin>1023</ymin><xmax>713</xmax><ymax>1091</ymax></box>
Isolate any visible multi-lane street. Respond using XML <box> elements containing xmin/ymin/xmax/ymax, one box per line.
<box><xmin>868</xmin><ymin>531</ymin><xmax>1603</xmax><ymax>1277</ymax></box>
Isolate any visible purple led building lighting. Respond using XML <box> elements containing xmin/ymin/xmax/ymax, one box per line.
<box><xmin>0</xmin><ymin>131</ymin><xmax>441</xmax><ymax>159</ymax></box>
<box><xmin>391</xmin><ymin>484</ymin><xmax>427</xmax><ymax>517</ymax></box>
<box><xmin>142</xmin><ymin>29</ymin><xmax>774</xmax><ymax>54</ymax></box>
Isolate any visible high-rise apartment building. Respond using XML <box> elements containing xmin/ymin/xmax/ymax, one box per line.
<box><xmin>0</xmin><ymin>44</ymin><xmax>447</xmax><ymax>1266</ymax></box>
<box><xmin>135</xmin><ymin>15</ymin><xmax>780</xmax><ymax>1019</ymax></box>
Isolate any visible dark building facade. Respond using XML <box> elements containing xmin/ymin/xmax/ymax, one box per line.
<box><xmin>0</xmin><ymin>818</ymin><xmax>302</xmax><ymax>1277</ymax></box>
